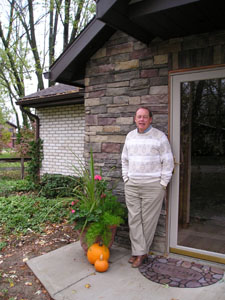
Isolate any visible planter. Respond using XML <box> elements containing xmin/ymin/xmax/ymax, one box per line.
<box><xmin>78</xmin><ymin>225</ymin><xmax>117</xmax><ymax>254</ymax></box>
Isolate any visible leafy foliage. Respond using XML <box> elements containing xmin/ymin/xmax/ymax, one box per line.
<box><xmin>0</xmin><ymin>108</ymin><xmax>12</xmax><ymax>153</ymax></box>
<box><xmin>16</xmin><ymin>127</ymin><xmax>35</xmax><ymax>157</ymax></box>
<box><xmin>0</xmin><ymin>241</ymin><xmax>7</xmax><ymax>251</ymax></box>
<box><xmin>0</xmin><ymin>179</ymin><xmax>34</xmax><ymax>197</ymax></box>
<box><xmin>0</xmin><ymin>195</ymin><xmax>72</xmax><ymax>235</ymax></box>
<box><xmin>26</xmin><ymin>138</ymin><xmax>43</xmax><ymax>184</ymax></box>
<box><xmin>85</xmin><ymin>212</ymin><xmax>124</xmax><ymax>247</ymax></box>
<box><xmin>39</xmin><ymin>173</ymin><xmax>80</xmax><ymax>198</ymax></box>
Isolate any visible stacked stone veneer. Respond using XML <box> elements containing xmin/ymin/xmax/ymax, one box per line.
<box><xmin>84</xmin><ymin>29</ymin><xmax>225</xmax><ymax>252</ymax></box>
<box><xmin>37</xmin><ymin>104</ymin><xmax>85</xmax><ymax>176</ymax></box>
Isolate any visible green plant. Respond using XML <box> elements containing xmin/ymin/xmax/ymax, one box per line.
<box><xmin>0</xmin><ymin>241</ymin><xmax>7</xmax><ymax>250</ymax></box>
<box><xmin>0</xmin><ymin>288</ymin><xmax>8</xmax><ymax>296</ymax></box>
<box><xmin>69</xmin><ymin>150</ymin><xmax>125</xmax><ymax>247</ymax></box>
<box><xmin>27</xmin><ymin>138</ymin><xmax>43</xmax><ymax>184</ymax></box>
<box><xmin>0</xmin><ymin>195</ymin><xmax>72</xmax><ymax>235</ymax></box>
<box><xmin>0</xmin><ymin>179</ymin><xmax>35</xmax><ymax>197</ymax></box>
<box><xmin>39</xmin><ymin>174</ymin><xmax>79</xmax><ymax>198</ymax></box>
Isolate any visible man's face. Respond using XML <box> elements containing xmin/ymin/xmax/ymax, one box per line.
<box><xmin>134</xmin><ymin>108</ymin><xmax>152</xmax><ymax>133</ymax></box>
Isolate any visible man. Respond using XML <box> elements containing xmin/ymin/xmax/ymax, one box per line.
<box><xmin>121</xmin><ymin>107</ymin><xmax>174</xmax><ymax>268</ymax></box>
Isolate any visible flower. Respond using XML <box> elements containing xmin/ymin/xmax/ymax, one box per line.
<box><xmin>71</xmin><ymin>209</ymin><xmax>75</xmax><ymax>213</ymax></box>
<box><xmin>94</xmin><ymin>175</ymin><xmax>102</xmax><ymax>181</ymax></box>
<box><xmin>71</xmin><ymin>201</ymin><xmax>75</xmax><ymax>206</ymax></box>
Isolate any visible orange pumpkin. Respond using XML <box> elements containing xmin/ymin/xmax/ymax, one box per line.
<box><xmin>87</xmin><ymin>242</ymin><xmax>110</xmax><ymax>264</ymax></box>
<box><xmin>94</xmin><ymin>254</ymin><xmax>109</xmax><ymax>272</ymax></box>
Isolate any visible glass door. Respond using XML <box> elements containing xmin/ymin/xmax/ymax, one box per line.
<box><xmin>169</xmin><ymin>67</ymin><xmax>225</xmax><ymax>264</ymax></box>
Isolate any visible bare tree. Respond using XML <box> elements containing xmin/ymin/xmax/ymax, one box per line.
<box><xmin>0</xmin><ymin>0</ymin><xmax>96</xmax><ymax>127</ymax></box>
<box><xmin>0</xmin><ymin>0</ymin><xmax>29</xmax><ymax>128</ymax></box>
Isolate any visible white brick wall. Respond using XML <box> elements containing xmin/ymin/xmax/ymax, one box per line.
<box><xmin>37</xmin><ymin>104</ymin><xmax>85</xmax><ymax>176</ymax></box>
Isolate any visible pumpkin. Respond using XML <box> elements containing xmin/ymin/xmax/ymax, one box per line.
<box><xmin>87</xmin><ymin>242</ymin><xmax>110</xmax><ymax>265</ymax></box>
<box><xmin>94</xmin><ymin>254</ymin><xmax>109</xmax><ymax>272</ymax></box>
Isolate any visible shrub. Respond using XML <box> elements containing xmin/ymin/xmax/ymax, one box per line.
<box><xmin>26</xmin><ymin>138</ymin><xmax>43</xmax><ymax>184</ymax></box>
<box><xmin>39</xmin><ymin>173</ymin><xmax>79</xmax><ymax>198</ymax></box>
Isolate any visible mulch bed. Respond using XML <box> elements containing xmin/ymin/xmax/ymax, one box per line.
<box><xmin>139</xmin><ymin>255</ymin><xmax>224</xmax><ymax>288</ymax></box>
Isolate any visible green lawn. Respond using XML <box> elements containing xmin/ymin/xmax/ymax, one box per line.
<box><xmin>0</xmin><ymin>149</ymin><xmax>20</xmax><ymax>158</ymax></box>
<box><xmin>0</xmin><ymin>159</ymin><xmax>28</xmax><ymax>180</ymax></box>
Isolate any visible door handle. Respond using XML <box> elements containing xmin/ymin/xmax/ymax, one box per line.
<box><xmin>173</xmin><ymin>157</ymin><xmax>182</xmax><ymax>173</ymax></box>
<box><xmin>174</xmin><ymin>156</ymin><xmax>182</xmax><ymax>165</ymax></box>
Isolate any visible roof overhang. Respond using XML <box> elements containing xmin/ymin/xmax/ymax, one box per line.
<box><xmin>47</xmin><ymin>0</ymin><xmax>225</xmax><ymax>86</ymax></box>
<box><xmin>46</xmin><ymin>18</ymin><xmax>115</xmax><ymax>86</ymax></box>
<box><xmin>96</xmin><ymin>0</ymin><xmax>151</xmax><ymax>43</ymax></box>
<box><xmin>16</xmin><ymin>90</ymin><xmax>84</xmax><ymax>108</ymax></box>
<box><xmin>126</xmin><ymin>0</ymin><xmax>225</xmax><ymax>40</ymax></box>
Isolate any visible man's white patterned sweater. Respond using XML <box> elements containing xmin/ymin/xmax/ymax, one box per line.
<box><xmin>121</xmin><ymin>127</ymin><xmax>174</xmax><ymax>187</ymax></box>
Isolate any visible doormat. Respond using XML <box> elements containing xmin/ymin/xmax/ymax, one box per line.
<box><xmin>139</xmin><ymin>256</ymin><xmax>224</xmax><ymax>288</ymax></box>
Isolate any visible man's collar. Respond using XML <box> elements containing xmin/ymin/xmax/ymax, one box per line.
<box><xmin>137</xmin><ymin>125</ymin><xmax>152</xmax><ymax>133</ymax></box>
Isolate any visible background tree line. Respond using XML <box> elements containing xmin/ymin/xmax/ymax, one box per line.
<box><xmin>0</xmin><ymin>0</ymin><xmax>96</xmax><ymax>131</ymax></box>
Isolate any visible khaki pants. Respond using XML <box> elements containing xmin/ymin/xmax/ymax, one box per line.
<box><xmin>125</xmin><ymin>179</ymin><xmax>165</xmax><ymax>256</ymax></box>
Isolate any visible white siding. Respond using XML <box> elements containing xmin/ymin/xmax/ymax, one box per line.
<box><xmin>37</xmin><ymin>104</ymin><xmax>85</xmax><ymax>176</ymax></box>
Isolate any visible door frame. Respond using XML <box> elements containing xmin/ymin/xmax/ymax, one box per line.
<box><xmin>168</xmin><ymin>65</ymin><xmax>225</xmax><ymax>264</ymax></box>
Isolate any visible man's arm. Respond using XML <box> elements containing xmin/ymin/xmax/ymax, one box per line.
<box><xmin>121</xmin><ymin>141</ymin><xmax>129</xmax><ymax>183</ymax></box>
<box><xmin>159</xmin><ymin>135</ymin><xmax>174</xmax><ymax>187</ymax></box>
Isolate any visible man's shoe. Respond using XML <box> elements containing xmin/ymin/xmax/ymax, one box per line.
<box><xmin>128</xmin><ymin>256</ymin><xmax>136</xmax><ymax>264</ymax></box>
<box><xmin>132</xmin><ymin>255</ymin><xmax>147</xmax><ymax>268</ymax></box>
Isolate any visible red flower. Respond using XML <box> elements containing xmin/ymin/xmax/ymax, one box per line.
<box><xmin>94</xmin><ymin>175</ymin><xmax>102</xmax><ymax>181</ymax></box>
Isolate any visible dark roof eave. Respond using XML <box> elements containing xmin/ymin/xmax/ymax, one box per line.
<box><xmin>16</xmin><ymin>91</ymin><xmax>84</xmax><ymax>108</ymax></box>
<box><xmin>96</xmin><ymin>0</ymin><xmax>151</xmax><ymax>43</ymax></box>
<box><xmin>49</xmin><ymin>18</ymin><xmax>115</xmax><ymax>83</ymax></box>
<box><xmin>47</xmin><ymin>0</ymin><xmax>225</xmax><ymax>85</ymax></box>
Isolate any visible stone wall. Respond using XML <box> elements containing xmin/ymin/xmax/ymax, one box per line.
<box><xmin>37</xmin><ymin>104</ymin><xmax>85</xmax><ymax>176</ymax></box>
<box><xmin>84</xmin><ymin>29</ymin><xmax>225</xmax><ymax>252</ymax></box>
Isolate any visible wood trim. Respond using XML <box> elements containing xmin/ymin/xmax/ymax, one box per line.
<box><xmin>97</xmin><ymin>0</ymin><xmax>119</xmax><ymax>18</ymax></box>
<box><xmin>169</xmin><ymin>64</ymin><xmax>225</xmax><ymax>76</ymax></box>
<box><xmin>97</xmin><ymin>0</ymin><xmax>151</xmax><ymax>43</ymax></box>
<box><xmin>170</xmin><ymin>248</ymin><xmax>225</xmax><ymax>265</ymax></box>
<box><xmin>129</xmin><ymin>0</ymin><xmax>200</xmax><ymax>18</ymax></box>
<box><xmin>165</xmin><ymin>72</ymin><xmax>172</xmax><ymax>254</ymax></box>
<box><xmin>168</xmin><ymin>65</ymin><xmax>225</xmax><ymax>262</ymax></box>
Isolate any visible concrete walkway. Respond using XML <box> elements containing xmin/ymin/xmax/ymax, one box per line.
<box><xmin>27</xmin><ymin>242</ymin><xmax>225</xmax><ymax>300</ymax></box>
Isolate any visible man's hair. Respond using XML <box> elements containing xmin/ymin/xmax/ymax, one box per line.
<box><xmin>135</xmin><ymin>106</ymin><xmax>153</xmax><ymax>117</ymax></box>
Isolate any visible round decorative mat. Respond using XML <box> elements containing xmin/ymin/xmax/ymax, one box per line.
<box><xmin>139</xmin><ymin>256</ymin><xmax>224</xmax><ymax>288</ymax></box>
